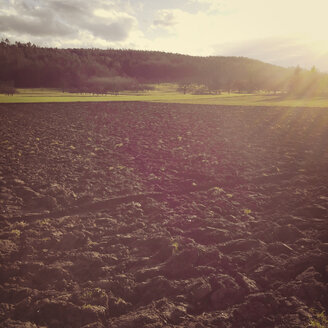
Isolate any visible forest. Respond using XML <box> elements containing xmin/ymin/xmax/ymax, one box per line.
<box><xmin>1</xmin><ymin>39</ymin><xmax>328</xmax><ymax>96</ymax></box>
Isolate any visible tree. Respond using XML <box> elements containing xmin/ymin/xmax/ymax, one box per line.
<box><xmin>288</xmin><ymin>66</ymin><xmax>302</xmax><ymax>96</ymax></box>
<box><xmin>177</xmin><ymin>81</ymin><xmax>192</xmax><ymax>94</ymax></box>
<box><xmin>0</xmin><ymin>80</ymin><xmax>15</xmax><ymax>95</ymax></box>
<box><xmin>1</xmin><ymin>39</ymin><xmax>328</xmax><ymax>95</ymax></box>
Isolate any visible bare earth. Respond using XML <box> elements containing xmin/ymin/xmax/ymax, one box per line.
<box><xmin>0</xmin><ymin>102</ymin><xmax>327</xmax><ymax>328</ymax></box>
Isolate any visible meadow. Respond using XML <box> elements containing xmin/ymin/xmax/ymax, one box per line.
<box><xmin>1</xmin><ymin>83</ymin><xmax>328</xmax><ymax>108</ymax></box>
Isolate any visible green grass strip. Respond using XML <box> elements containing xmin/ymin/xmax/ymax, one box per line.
<box><xmin>1</xmin><ymin>86</ymin><xmax>328</xmax><ymax>108</ymax></box>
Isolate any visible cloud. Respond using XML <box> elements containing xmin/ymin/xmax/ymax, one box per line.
<box><xmin>188</xmin><ymin>0</ymin><xmax>228</xmax><ymax>12</ymax></box>
<box><xmin>0</xmin><ymin>0</ymin><xmax>139</xmax><ymax>43</ymax></box>
<box><xmin>48</xmin><ymin>0</ymin><xmax>87</xmax><ymax>16</ymax></box>
<box><xmin>88</xmin><ymin>9</ymin><xmax>137</xmax><ymax>40</ymax></box>
<box><xmin>153</xmin><ymin>9</ymin><xmax>179</xmax><ymax>28</ymax></box>
<box><xmin>0</xmin><ymin>12</ymin><xmax>76</xmax><ymax>36</ymax></box>
<box><xmin>148</xmin><ymin>9</ymin><xmax>235</xmax><ymax>55</ymax></box>
<box><xmin>84</xmin><ymin>20</ymin><xmax>135</xmax><ymax>41</ymax></box>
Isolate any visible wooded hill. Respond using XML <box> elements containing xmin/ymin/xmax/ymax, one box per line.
<box><xmin>1</xmin><ymin>39</ymin><xmax>327</xmax><ymax>96</ymax></box>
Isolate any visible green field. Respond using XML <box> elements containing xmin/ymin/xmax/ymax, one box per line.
<box><xmin>1</xmin><ymin>84</ymin><xmax>328</xmax><ymax>107</ymax></box>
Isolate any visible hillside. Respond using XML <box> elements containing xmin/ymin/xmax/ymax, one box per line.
<box><xmin>1</xmin><ymin>39</ymin><xmax>327</xmax><ymax>96</ymax></box>
<box><xmin>0</xmin><ymin>40</ymin><xmax>290</xmax><ymax>92</ymax></box>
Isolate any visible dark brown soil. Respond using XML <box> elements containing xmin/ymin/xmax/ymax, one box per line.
<box><xmin>0</xmin><ymin>102</ymin><xmax>327</xmax><ymax>328</ymax></box>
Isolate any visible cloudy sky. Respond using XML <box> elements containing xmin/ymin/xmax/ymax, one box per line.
<box><xmin>1</xmin><ymin>0</ymin><xmax>328</xmax><ymax>71</ymax></box>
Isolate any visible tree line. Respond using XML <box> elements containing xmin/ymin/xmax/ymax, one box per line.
<box><xmin>1</xmin><ymin>39</ymin><xmax>327</xmax><ymax>96</ymax></box>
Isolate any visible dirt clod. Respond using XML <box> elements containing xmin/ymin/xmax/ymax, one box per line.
<box><xmin>1</xmin><ymin>102</ymin><xmax>328</xmax><ymax>327</ymax></box>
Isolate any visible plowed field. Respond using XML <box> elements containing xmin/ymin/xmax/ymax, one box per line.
<box><xmin>0</xmin><ymin>102</ymin><xmax>327</xmax><ymax>328</ymax></box>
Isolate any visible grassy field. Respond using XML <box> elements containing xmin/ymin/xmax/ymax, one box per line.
<box><xmin>1</xmin><ymin>84</ymin><xmax>328</xmax><ymax>107</ymax></box>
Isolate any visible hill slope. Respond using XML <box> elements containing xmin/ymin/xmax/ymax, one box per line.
<box><xmin>0</xmin><ymin>39</ymin><xmax>327</xmax><ymax>95</ymax></box>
